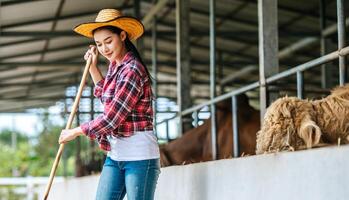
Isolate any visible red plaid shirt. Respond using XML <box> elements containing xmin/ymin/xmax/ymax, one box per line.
<box><xmin>81</xmin><ymin>51</ymin><xmax>154</xmax><ymax>151</ymax></box>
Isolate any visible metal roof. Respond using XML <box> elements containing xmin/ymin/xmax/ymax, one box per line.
<box><xmin>0</xmin><ymin>0</ymin><xmax>346</xmax><ymax>112</ymax></box>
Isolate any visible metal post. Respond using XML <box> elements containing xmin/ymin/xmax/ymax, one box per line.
<box><xmin>134</xmin><ymin>0</ymin><xmax>140</xmax><ymax>19</ymax></box>
<box><xmin>320</xmin><ymin>0</ymin><xmax>332</xmax><ymax>88</ymax></box>
<box><xmin>11</xmin><ymin>116</ymin><xmax>16</xmax><ymax>151</ymax></box>
<box><xmin>337</xmin><ymin>0</ymin><xmax>346</xmax><ymax>85</ymax></box>
<box><xmin>75</xmin><ymin>105</ymin><xmax>82</xmax><ymax>177</ymax></box>
<box><xmin>194</xmin><ymin>110</ymin><xmax>199</xmax><ymax>128</ymax></box>
<box><xmin>209</xmin><ymin>0</ymin><xmax>217</xmax><ymax>160</ymax></box>
<box><xmin>297</xmin><ymin>71</ymin><xmax>304</xmax><ymax>99</ymax></box>
<box><xmin>26</xmin><ymin>176</ymin><xmax>34</xmax><ymax>200</ymax></box>
<box><xmin>166</xmin><ymin>120</ymin><xmax>169</xmax><ymax>140</ymax></box>
<box><xmin>176</xmin><ymin>0</ymin><xmax>182</xmax><ymax>136</ymax></box>
<box><xmin>218</xmin><ymin>51</ymin><xmax>224</xmax><ymax>94</ymax></box>
<box><xmin>134</xmin><ymin>0</ymin><xmax>144</xmax><ymax>57</ymax></box>
<box><xmin>89</xmin><ymin>86</ymin><xmax>95</xmax><ymax>163</ymax></box>
<box><xmin>11</xmin><ymin>115</ymin><xmax>18</xmax><ymax>176</ymax></box>
<box><xmin>152</xmin><ymin>2</ymin><xmax>158</xmax><ymax>136</ymax></box>
<box><xmin>0</xmin><ymin>0</ymin><xmax>1</xmax><ymax>32</ymax></box>
<box><xmin>176</xmin><ymin>0</ymin><xmax>192</xmax><ymax>135</ymax></box>
<box><xmin>320</xmin><ymin>0</ymin><xmax>325</xmax><ymax>83</ymax></box>
<box><xmin>90</xmin><ymin>85</ymin><xmax>94</xmax><ymax>120</ymax></box>
<box><xmin>258</xmin><ymin>0</ymin><xmax>279</xmax><ymax>123</ymax></box>
<box><xmin>75</xmin><ymin>73</ymin><xmax>82</xmax><ymax>177</ymax></box>
<box><xmin>232</xmin><ymin>96</ymin><xmax>239</xmax><ymax>157</ymax></box>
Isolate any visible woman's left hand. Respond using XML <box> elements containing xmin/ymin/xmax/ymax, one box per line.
<box><xmin>59</xmin><ymin>127</ymin><xmax>83</xmax><ymax>144</ymax></box>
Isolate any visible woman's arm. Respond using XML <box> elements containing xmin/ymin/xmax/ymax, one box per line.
<box><xmin>85</xmin><ymin>45</ymin><xmax>103</xmax><ymax>85</ymax></box>
<box><xmin>59</xmin><ymin>127</ymin><xmax>83</xmax><ymax>144</ymax></box>
<box><xmin>58</xmin><ymin>46</ymin><xmax>104</xmax><ymax>145</ymax></box>
<box><xmin>80</xmin><ymin>68</ymin><xmax>143</xmax><ymax>139</ymax></box>
<box><xmin>89</xmin><ymin>65</ymin><xmax>103</xmax><ymax>84</ymax></box>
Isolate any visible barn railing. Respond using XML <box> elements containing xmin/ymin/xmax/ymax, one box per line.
<box><xmin>0</xmin><ymin>177</ymin><xmax>64</xmax><ymax>200</ymax></box>
<box><xmin>157</xmin><ymin>45</ymin><xmax>349</xmax><ymax>158</ymax></box>
<box><xmin>156</xmin><ymin>0</ymin><xmax>347</xmax><ymax>160</ymax></box>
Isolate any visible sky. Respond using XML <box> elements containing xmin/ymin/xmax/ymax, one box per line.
<box><xmin>0</xmin><ymin>113</ymin><xmax>41</xmax><ymax>136</ymax></box>
<box><xmin>0</xmin><ymin>105</ymin><xmax>65</xmax><ymax>137</ymax></box>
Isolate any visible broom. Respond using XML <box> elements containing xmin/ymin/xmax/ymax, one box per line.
<box><xmin>42</xmin><ymin>56</ymin><xmax>92</xmax><ymax>200</ymax></box>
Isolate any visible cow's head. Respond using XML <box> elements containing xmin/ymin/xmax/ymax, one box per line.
<box><xmin>216</xmin><ymin>93</ymin><xmax>251</xmax><ymax>112</ymax></box>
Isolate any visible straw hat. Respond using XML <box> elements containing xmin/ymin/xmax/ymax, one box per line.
<box><xmin>73</xmin><ymin>9</ymin><xmax>144</xmax><ymax>40</ymax></box>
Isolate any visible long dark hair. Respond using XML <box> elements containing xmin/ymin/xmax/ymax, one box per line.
<box><xmin>93</xmin><ymin>26</ymin><xmax>153</xmax><ymax>84</ymax></box>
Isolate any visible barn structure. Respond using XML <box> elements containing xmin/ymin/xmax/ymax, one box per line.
<box><xmin>0</xmin><ymin>0</ymin><xmax>349</xmax><ymax>199</ymax></box>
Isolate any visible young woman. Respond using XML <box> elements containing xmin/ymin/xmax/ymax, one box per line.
<box><xmin>58</xmin><ymin>9</ymin><xmax>160</xmax><ymax>200</ymax></box>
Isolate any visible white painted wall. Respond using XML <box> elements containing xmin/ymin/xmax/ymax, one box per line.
<box><xmin>38</xmin><ymin>145</ymin><xmax>349</xmax><ymax>200</ymax></box>
<box><xmin>37</xmin><ymin>175</ymin><xmax>99</xmax><ymax>200</ymax></box>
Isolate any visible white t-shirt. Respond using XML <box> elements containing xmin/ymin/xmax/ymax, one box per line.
<box><xmin>107</xmin><ymin>131</ymin><xmax>160</xmax><ymax>161</ymax></box>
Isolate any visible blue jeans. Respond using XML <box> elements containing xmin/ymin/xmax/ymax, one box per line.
<box><xmin>96</xmin><ymin>157</ymin><xmax>161</xmax><ymax>200</ymax></box>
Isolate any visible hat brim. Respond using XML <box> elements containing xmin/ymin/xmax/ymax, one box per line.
<box><xmin>73</xmin><ymin>16</ymin><xmax>144</xmax><ymax>41</ymax></box>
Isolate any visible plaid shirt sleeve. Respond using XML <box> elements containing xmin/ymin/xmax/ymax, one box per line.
<box><xmin>80</xmin><ymin>68</ymin><xmax>143</xmax><ymax>142</ymax></box>
<box><xmin>93</xmin><ymin>78</ymin><xmax>104</xmax><ymax>99</ymax></box>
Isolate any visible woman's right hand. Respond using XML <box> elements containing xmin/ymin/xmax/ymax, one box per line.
<box><xmin>84</xmin><ymin>45</ymin><xmax>98</xmax><ymax>68</ymax></box>
<box><xmin>85</xmin><ymin>45</ymin><xmax>103</xmax><ymax>84</ymax></box>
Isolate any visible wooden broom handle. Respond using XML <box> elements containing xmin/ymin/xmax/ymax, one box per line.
<box><xmin>43</xmin><ymin>57</ymin><xmax>92</xmax><ymax>200</ymax></box>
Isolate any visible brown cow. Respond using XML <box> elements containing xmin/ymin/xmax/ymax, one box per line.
<box><xmin>160</xmin><ymin>94</ymin><xmax>260</xmax><ymax>167</ymax></box>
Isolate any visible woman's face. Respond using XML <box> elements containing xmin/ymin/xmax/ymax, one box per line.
<box><xmin>93</xmin><ymin>28</ymin><xmax>127</xmax><ymax>62</ymax></box>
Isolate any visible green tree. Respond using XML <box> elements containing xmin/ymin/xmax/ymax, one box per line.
<box><xmin>31</xmin><ymin>124</ymin><xmax>76</xmax><ymax>176</ymax></box>
<box><xmin>0</xmin><ymin>129</ymin><xmax>28</xmax><ymax>144</ymax></box>
<box><xmin>0</xmin><ymin>110</ymin><xmax>105</xmax><ymax>179</ymax></box>
<box><xmin>0</xmin><ymin>129</ymin><xmax>32</xmax><ymax>177</ymax></box>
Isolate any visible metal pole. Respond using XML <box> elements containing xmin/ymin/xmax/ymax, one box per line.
<box><xmin>320</xmin><ymin>0</ymin><xmax>325</xmax><ymax>80</ymax></box>
<box><xmin>297</xmin><ymin>71</ymin><xmax>304</xmax><ymax>99</ymax></box>
<box><xmin>152</xmin><ymin>3</ymin><xmax>158</xmax><ymax>136</ymax></box>
<box><xmin>166</xmin><ymin>120</ymin><xmax>169</xmax><ymax>140</ymax></box>
<box><xmin>181</xmin><ymin>46</ymin><xmax>349</xmax><ymax>117</ymax></box>
<box><xmin>176</xmin><ymin>0</ymin><xmax>183</xmax><ymax>136</ymax></box>
<box><xmin>258</xmin><ymin>0</ymin><xmax>279</xmax><ymax>122</ymax></box>
<box><xmin>320</xmin><ymin>0</ymin><xmax>331</xmax><ymax>88</ymax></box>
<box><xmin>194</xmin><ymin>110</ymin><xmax>199</xmax><ymax>128</ymax></box>
<box><xmin>209</xmin><ymin>0</ymin><xmax>217</xmax><ymax>160</ymax></box>
<box><xmin>11</xmin><ymin>115</ymin><xmax>18</xmax><ymax>176</ymax></box>
<box><xmin>232</xmin><ymin>96</ymin><xmax>239</xmax><ymax>157</ymax></box>
<box><xmin>27</xmin><ymin>176</ymin><xmax>34</xmax><ymax>200</ymax></box>
<box><xmin>75</xmin><ymin>102</ymin><xmax>82</xmax><ymax>177</ymax></box>
<box><xmin>134</xmin><ymin>0</ymin><xmax>141</xmax><ymax>49</ymax></box>
<box><xmin>142</xmin><ymin>0</ymin><xmax>170</xmax><ymax>29</ymax></box>
<box><xmin>176</xmin><ymin>0</ymin><xmax>191</xmax><ymax>134</ymax></box>
<box><xmin>337</xmin><ymin>0</ymin><xmax>346</xmax><ymax>85</ymax></box>
<box><xmin>89</xmin><ymin>85</ymin><xmax>95</xmax><ymax>163</ymax></box>
<box><xmin>218</xmin><ymin>51</ymin><xmax>224</xmax><ymax>94</ymax></box>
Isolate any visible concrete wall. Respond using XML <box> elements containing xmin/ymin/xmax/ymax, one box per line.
<box><xmin>38</xmin><ymin>145</ymin><xmax>349</xmax><ymax>200</ymax></box>
<box><xmin>37</xmin><ymin>175</ymin><xmax>99</xmax><ymax>200</ymax></box>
